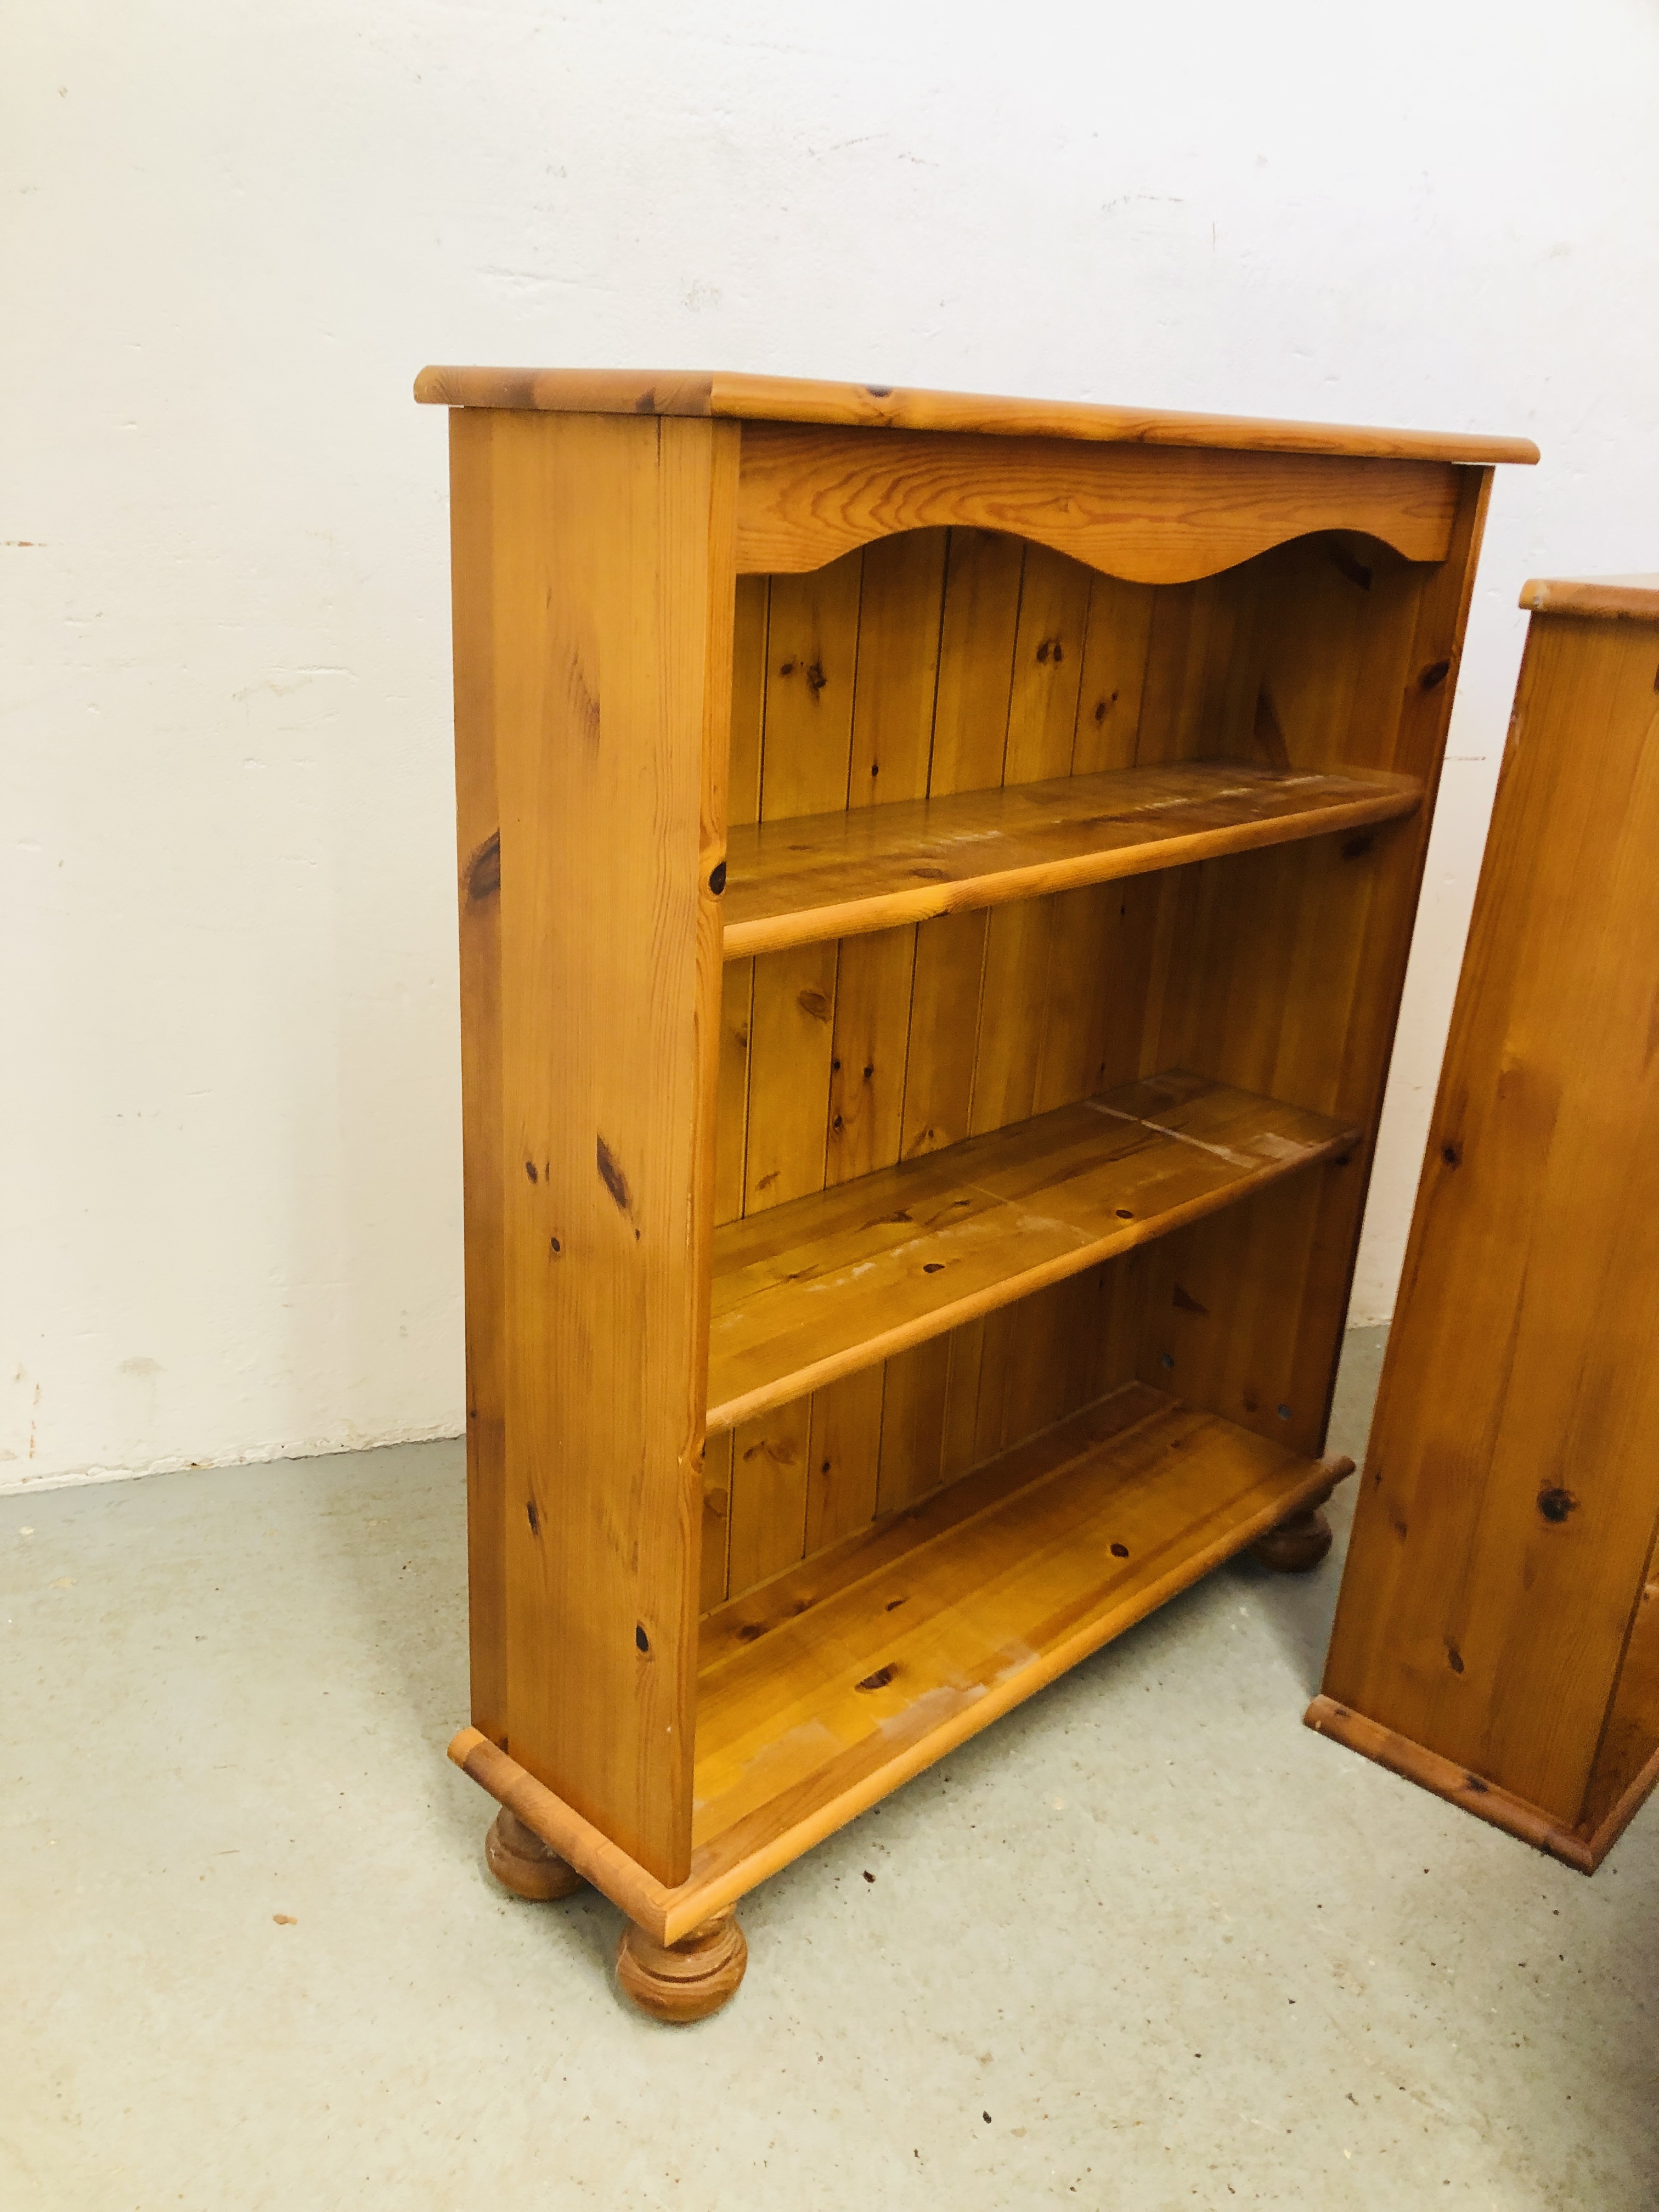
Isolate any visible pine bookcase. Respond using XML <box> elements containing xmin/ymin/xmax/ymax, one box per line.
<box><xmin>416</xmin><ymin>367</ymin><xmax>1536</xmax><ymax>2020</ymax></box>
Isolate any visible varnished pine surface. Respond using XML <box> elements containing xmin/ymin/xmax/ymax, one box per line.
<box><xmin>1517</xmin><ymin>575</ymin><xmax>1659</xmax><ymax>620</ymax></box>
<box><xmin>689</xmin><ymin>1384</ymin><xmax>1349</xmax><ymax>1907</ymax></box>
<box><xmin>448</xmin><ymin>405</ymin><xmax>733</xmax><ymax>1887</ymax></box>
<box><xmin>1302</xmin><ymin>1698</ymin><xmax>1599</xmax><ymax>1872</ymax></box>
<box><xmin>454</xmin><ymin>1384</ymin><xmax>1350</xmax><ymax>1942</ymax></box>
<box><xmin>415</xmin><ymin>365</ymin><xmax>1538</xmax><ymax>466</ymax></box>
<box><xmin>733</xmin><ymin>425</ymin><xmax>1461</xmax><ymax>580</ymax></box>
<box><xmin>1321</xmin><ymin>596</ymin><xmax>1659</xmax><ymax>1837</ymax></box>
<box><xmin>707</xmin><ymin>1069</ymin><xmax>1357</xmax><ymax>1432</ymax></box>
<box><xmin>721</xmin><ymin>759</ymin><xmax>1423</xmax><ymax>957</ymax></box>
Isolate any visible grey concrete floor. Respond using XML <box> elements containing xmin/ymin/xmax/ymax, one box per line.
<box><xmin>3</xmin><ymin>1327</ymin><xmax>1655</xmax><ymax>2211</ymax></box>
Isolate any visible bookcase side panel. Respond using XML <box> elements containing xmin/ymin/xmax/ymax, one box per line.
<box><xmin>450</xmin><ymin>415</ymin><xmax>509</xmax><ymax>1745</ymax></box>
<box><xmin>1327</xmin><ymin>608</ymin><xmax>1659</xmax><ymax>1823</ymax></box>
<box><xmin>454</xmin><ymin>408</ymin><xmax>735</xmax><ymax>1884</ymax></box>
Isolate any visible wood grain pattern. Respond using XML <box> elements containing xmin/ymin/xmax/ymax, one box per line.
<box><xmin>416</xmin><ymin>364</ymin><xmax>1538</xmax><ymax>466</ymax></box>
<box><xmin>899</xmin><ymin>910</ymin><xmax>989</xmax><ymax>1160</ymax></box>
<box><xmin>616</xmin><ymin>1909</ymin><xmax>748</xmax><ymax>2024</ymax></box>
<box><xmin>484</xmin><ymin>1804</ymin><xmax>585</xmax><ymax>1901</ymax></box>
<box><xmin>741</xmin><ymin>944</ymin><xmax>838</xmax><ymax>1212</ymax></box>
<box><xmin>707</xmin><ymin>1069</ymin><xmax>1358</xmax><ymax>1433</ymax></box>
<box><xmin>1318</xmin><ymin>596</ymin><xmax>1659</xmax><ymax>1848</ymax></box>
<box><xmin>449</xmin><ymin>419</ymin><xmax>509</xmax><ymax>1746</ymax></box>
<box><xmin>450</xmin><ymin>1725</ymin><xmax>681</xmax><ymax>1941</ymax></box>
<box><xmin>713</xmin><ymin>959</ymin><xmax>754</xmax><ymax>1225</ymax></box>
<box><xmin>727</xmin><ymin>1397</ymin><xmax>811</xmax><ymax>1599</ymax></box>
<box><xmin>927</xmin><ymin>528</ymin><xmax>1025</xmax><ymax>794</ymax></box>
<box><xmin>720</xmin><ymin>759</ymin><xmax>1424</xmax><ymax>959</ymax></box>
<box><xmin>1071</xmin><ymin>574</ymin><xmax>1156</xmax><ymax>774</ymax></box>
<box><xmin>1582</xmin><ymin>1568</ymin><xmax>1659</xmax><ymax>1836</ymax></box>
<box><xmin>848</xmin><ymin>529</ymin><xmax>949</xmax><ymax>804</ymax></box>
<box><xmin>436</xmin><ymin>372</ymin><xmax>1532</xmax><ymax>1988</ymax></box>
<box><xmin>700</xmin><ymin>1431</ymin><xmax>733</xmax><ymax>1615</ymax></box>
<box><xmin>968</xmin><ymin>899</ymin><xmax>1054</xmax><ymax>1135</ymax></box>
<box><xmin>1003</xmin><ymin>541</ymin><xmax>1092</xmax><ymax>782</ymax></box>
<box><xmin>804</xmin><ymin>1365</ymin><xmax>887</xmax><ymax>1554</ymax></box>
<box><xmin>824</xmin><ymin>925</ymin><xmax>915</xmax><ymax>1185</ymax></box>
<box><xmin>734</xmin><ymin>425</ymin><xmax>1463</xmax><ymax>582</ymax></box>
<box><xmin>451</xmin><ymin>407</ymin><xmax>734</xmax><ymax>1886</ymax></box>
<box><xmin>873</xmin><ymin>1338</ymin><xmax>952</xmax><ymax>1517</ymax></box>
<box><xmin>1130</xmin><ymin>489</ymin><xmax>1491</xmax><ymax>1462</ymax></box>
<box><xmin>687</xmin><ymin>1385</ymin><xmax>1351</xmax><ymax>1927</ymax></box>
<box><xmin>727</xmin><ymin>574</ymin><xmax>769</xmax><ymax>822</ymax></box>
<box><xmin>454</xmin><ymin>1387</ymin><xmax>1351</xmax><ymax>1942</ymax></box>
<box><xmin>1302</xmin><ymin>1699</ymin><xmax>1600</xmax><ymax>1872</ymax></box>
<box><xmin>1517</xmin><ymin>574</ymin><xmax>1659</xmax><ymax>620</ymax></box>
<box><xmin>758</xmin><ymin>555</ymin><xmax>862</xmax><ymax>817</ymax></box>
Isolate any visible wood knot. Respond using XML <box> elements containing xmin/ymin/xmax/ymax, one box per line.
<box><xmin>596</xmin><ymin>1136</ymin><xmax>632</xmax><ymax>1216</ymax></box>
<box><xmin>1537</xmin><ymin>1486</ymin><xmax>1578</xmax><ymax>1524</ymax></box>
<box><xmin>1419</xmin><ymin>657</ymin><xmax>1452</xmax><ymax>691</ymax></box>
<box><xmin>466</xmin><ymin>830</ymin><xmax>501</xmax><ymax>902</ymax></box>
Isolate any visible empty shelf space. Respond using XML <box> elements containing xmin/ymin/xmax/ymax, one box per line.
<box><xmin>720</xmin><ymin>757</ymin><xmax>1423</xmax><ymax>958</ymax></box>
<box><xmin>688</xmin><ymin>1381</ymin><xmax>1346</xmax><ymax>1889</ymax></box>
<box><xmin>706</xmin><ymin>1069</ymin><xmax>1358</xmax><ymax>1433</ymax></box>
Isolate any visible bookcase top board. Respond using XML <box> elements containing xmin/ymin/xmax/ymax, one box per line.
<box><xmin>414</xmin><ymin>365</ymin><xmax>1538</xmax><ymax>469</ymax></box>
<box><xmin>1519</xmin><ymin>574</ymin><xmax>1659</xmax><ymax>619</ymax></box>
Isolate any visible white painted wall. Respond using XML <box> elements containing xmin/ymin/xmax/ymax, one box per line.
<box><xmin>6</xmin><ymin>2</ymin><xmax>1657</xmax><ymax>1489</ymax></box>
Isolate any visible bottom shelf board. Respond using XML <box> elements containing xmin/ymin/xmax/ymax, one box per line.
<box><xmin>450</xmin><ymin>1381</ymin><xmax>1348</xmax><ymax>1941</ymax></box>
<box><xmin>686</xmin><ymin>1380</ymin><xmax>1346</xmax><ymax>1906</ymax></box>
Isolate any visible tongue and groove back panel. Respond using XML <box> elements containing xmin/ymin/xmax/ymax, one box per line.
<box><xmin>703</xmin><ymin>496</ymin><xmax>1479</xmax><ymax>1609</ymax></box>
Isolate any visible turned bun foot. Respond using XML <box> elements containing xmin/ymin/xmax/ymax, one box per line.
<box><xmin>1250</xmin><ymin>1503</ymin><xmax>1334</xmax><ymax>1573</ymax></box>
<box><xmin>616</xmin><ymin>1908</ymin><xmax>747</xmax><ymax>2024</ymax></box>
<box><xmin>484</xmin><ymin>1806</ymin><xmax>584</xmax><ymax>1900</ymax></box>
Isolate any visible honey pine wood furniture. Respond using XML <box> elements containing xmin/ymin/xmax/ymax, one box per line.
<box><xmin>1310</xmin><ymin>574</ymin><xmax>1659</xmax><ymax>1873</ymax></box>
<box><xmin>417</xmin><ymin>366</ymin><xmax>1535</xmax><ymax>2018</ymax></box>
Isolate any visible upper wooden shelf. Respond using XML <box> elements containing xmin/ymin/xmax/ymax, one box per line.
<box><xmin>414</xmin><ymin>366</ymin><xmax>1538</xmax><ymax>468</ymax></box>
<box><xmin>706</xmin><ymin>1069</ymin><xmax>1357</xmax><ymax>1434</ymax></box>
<box><xmin>721</xmin><ymin>759</ymin><xmax>1423</xmax><ymax>959</ymax></box>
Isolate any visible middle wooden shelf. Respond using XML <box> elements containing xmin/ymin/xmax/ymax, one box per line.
<box><xmin>720</xmin><ymin>756</ymin><xmax>1423</xmax><ymax>958</ymax></box>
<box><xmin>706</xmin><ymin>1067</ymin><xmax>1359</xmax><ymax>1432</ymax></box>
